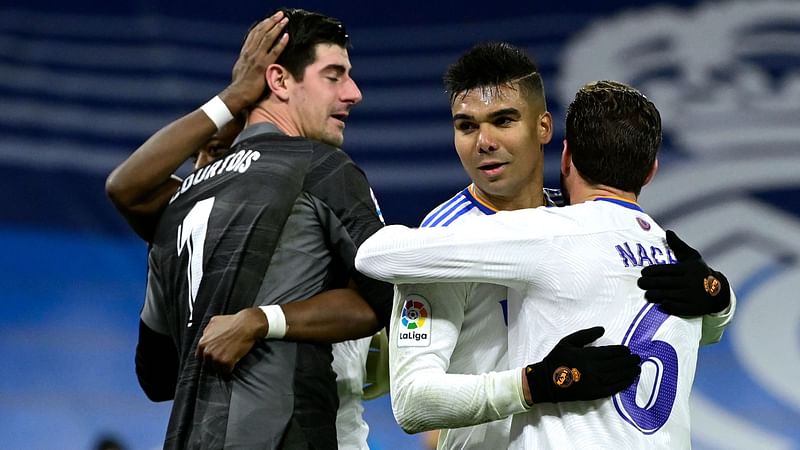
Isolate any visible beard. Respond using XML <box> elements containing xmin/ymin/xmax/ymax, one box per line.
<box><xmin>559</xmin><ymin>173</ymin><xmax>572</xmax><ymax>206</ymax></box>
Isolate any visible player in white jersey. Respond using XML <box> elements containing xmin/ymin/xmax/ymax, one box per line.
<box><xmin>359</xmin><ymin>80</ymin><xmax>733</xmax><ymax>449</ymax></box>
<box><xmin>386</xmin><ymin>44</ymin><xmax>734</xmax><ymax>450</ymax></box>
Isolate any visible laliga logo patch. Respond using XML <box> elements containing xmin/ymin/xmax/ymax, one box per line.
<box><xmin>397</xmin><ymin>294</ymin><xmax>431</xmax><ymax>348</ymax></box>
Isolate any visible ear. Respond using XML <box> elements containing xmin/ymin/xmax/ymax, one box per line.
<box><xmin>539</xmin><ymin>111</ymin><xmax>554</xmax><ymax>145</ymax></box>
<box><xmin>266</xmin><ymin>64</ymin><xmax>291</xmax><ymax>101</ymax></box>
<box><xmin>560</xmin><ymin>139</ymin><xmax>571</xmax><ymax>177</ymax></box>
<box><xmin>642</xmin><ymin>158</ymin><xmax>659</xmax><ymax>187</ymax></box>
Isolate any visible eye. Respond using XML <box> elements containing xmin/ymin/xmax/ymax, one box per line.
<box><xmin>494</xmin><ymin>117</ymin><xmax>514</xmax><ymax>126</ymax></box>
<box><xmin>455</xmin><ymin>121</ymin><xmax>477</xmax><ymax>133</ymax></box>
<box><xmin>326</xmin><ymin>76</ymin><xmax>340</xmax><ymax>82</ymax></box>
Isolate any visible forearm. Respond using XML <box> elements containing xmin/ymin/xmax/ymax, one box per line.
<box><xmin>105</xmin><ymin>110</ymin><xmax>218</xmax><ymax>214</ymax></box>
<box><xmin>700</xmin><ymin>286</ymin><xmax>737</xmax><ymax>345</ymax></box>
<box><xmin>355</xmin><ymin>224</ymin><xmax>537</xmax><ymax>288</ymax></box>
<box><xmin>281</xmin><ymin>288</ymin><xmax>381</xmax><ymax>342</ymax></box>
<box><xmin>392</xmin><ymin>368</ymin><xmax>529</xmax><ymax>433</ymax></box>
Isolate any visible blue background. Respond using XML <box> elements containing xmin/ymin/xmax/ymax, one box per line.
<box><xmin>2</xmin><ymin>0</ymin><xmax>798</xmax><ymax>449</ymax></box>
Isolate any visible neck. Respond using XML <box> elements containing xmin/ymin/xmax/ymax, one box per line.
<box><xmin>568</xmin><ymin>181</ymin><xmax>638</xmax><ymax>205</ymax></box>
<box><xmin>471</xmin><ymin>180</ymin><xmax>545</xmax><ymax>212</ymax></box>
<box><xmin>247</xmin><ymin>100</ymin><xmax>301</xmax><ymax>137</ymax></box>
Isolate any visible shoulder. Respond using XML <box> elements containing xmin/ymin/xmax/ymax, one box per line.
<box><xmin>303</xmin><ymin>142</ymin><xmax>367</xmax><ymax>182</ymax></box>
<box><xmin>310</xmin><ymin>141</ymin><xmax>353</xmax><ymax>164</ymax></box>
<box><xmin>421</xmin><ymin>187</ymin><xmax>491</xmax><ymax>228</ymax></box>
<box><xmin>480</xmin><ymin>205</ymin><xmax>584</xmax><ymax>237</ymax></box>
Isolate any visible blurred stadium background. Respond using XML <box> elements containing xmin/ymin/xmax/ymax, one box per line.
<box><xmin>1</xmin><ymin>0</ymin><xmax>798</xmax><ymax>448</ymax></box>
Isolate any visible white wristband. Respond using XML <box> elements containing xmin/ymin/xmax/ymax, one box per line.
<box><xmin>200</xmin><ymin>96</ymin><xmax>235</xmax><ymax>131</ymax></box>
<box><xmin>258</xmin><ymin>305</ymin><xmax>287</xmax><ymax>339</ymax></box>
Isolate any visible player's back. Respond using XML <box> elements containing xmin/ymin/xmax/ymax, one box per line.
<box><xmin>149</xmin><ymin>133</ymin><xmax>342</xmax><ymax>449</ymax></box>
<box><xmin>503</xmin><ymin>200</ymin><xmax>701</xmax><ymax>449</ymax></box>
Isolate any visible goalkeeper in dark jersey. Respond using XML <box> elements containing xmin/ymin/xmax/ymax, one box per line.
<box><xmin>107</xmin><ymin>9</ymin><xmax>391</xmax><ymax>449</ymax></box>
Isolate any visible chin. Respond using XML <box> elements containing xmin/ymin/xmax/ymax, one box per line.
<box><xmin>321</xmin><ymin>133</ymin><xmax>344</xmax><ymax>148</ymax></box>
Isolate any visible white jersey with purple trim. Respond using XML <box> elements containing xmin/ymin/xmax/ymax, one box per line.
<box><xmin>390</xmin><ymin>186</ymin><xmax>549</xmax><ymax>450</ymax></box>
<box><xmin>359</xmin><ymin>198</ymin><xmax>702</xmax><ymax>449</ymax></box>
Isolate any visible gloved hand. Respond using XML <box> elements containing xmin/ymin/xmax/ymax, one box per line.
<box><xmin>525</xmin><ymin>326</ymin><xmax>641</xmax><ymax>404</ymax></box>
<box><xmin>638</xmin><ymin>230</ymin><xmax>730</xmax><ymax>316</ymax></box>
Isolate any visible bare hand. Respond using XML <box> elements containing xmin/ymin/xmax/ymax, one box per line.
<box><xmin>196</xmin><ymin>308</ymin><xmax>268</xmax><ymax>374</ymax></box>
<box><xmin>222</xmin><ymin>11</ymin><xmax>290</xmax><ymax>110</ymax></box>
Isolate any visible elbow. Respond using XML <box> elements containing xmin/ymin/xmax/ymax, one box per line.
<box><xmin>135</xmin><ymin>321</ymin><xmax>178</xmax><ymax>402</ymax></box>
<box><xmin>351</xmin><ymin>301</ymin><xmax>381</xmax><ymax>336</ymax></box>
<box><xmin>105</xmin><ymin>170</ymin><xmax>130</xmax><ymax>210</ymax></box>
<box><xmin>138</xmin><ymin>381</ymin><xmax>175</xmax><ymax>402</ymax></box>
<box><xmin>135</xmin><ymin>362</ymin><xmax>176</xmax><ymax>402</ymax></box>
<box><xmin>393</xmin><ymin>403</ymin><xmax>423</xmax><ymax>434</ymax></box>
<box><xmin>391</xmin><ymin>383</ymin><xmax>434</xmax><ymax>434</ymax></box>
<box><xmin>394</xmin><ymin>408</ymin><xmax>433</xmax><ymax>435</ymax></box>
<box><xmin>396</xmin><ymin>416</ymin><xmax>426</xmax><ymax>435</ymax></box>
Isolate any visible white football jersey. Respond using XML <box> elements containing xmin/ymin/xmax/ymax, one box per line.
<box><xmin>358</xmin><ymin>197</ymin><xmax>702</xmax><ymax>449</ymax></box>
<box><xmin>390</xmin><ymin>186</ymin><xmax>523</xmax><ymax>450</ymax></box>
<box><xmin>332</xmin><ymin>338</ymin><xmax>371</xmax><ymax>450</ymax></box>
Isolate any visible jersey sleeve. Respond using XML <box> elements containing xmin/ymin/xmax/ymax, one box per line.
<box><xmin>355</xmin><ymin>211</ymin><xmax>557</xmax><ymax>290</ymax></box>
<box><xmin>305</xmin><ymin>146</ymin><xmax>393</xmax><ymax>328</ymax></box>
<box><xmin>141</xmin><ymin>256</ymin><xmax>169</xmax><ymax>335</ymax></box>
<box><xmin>137</xmin><ymin>258</ymin><xmax>179</xmax><ymax>401</ymax></box>
<box><xmin>389</xmin><ymin>283</ymin><xmax>529</xmax><ymax>433</ymax></box>
<box><xmin>700</xmin><ymin>285</ymin><xmax>737</xmax><ymax>345</ymax></box>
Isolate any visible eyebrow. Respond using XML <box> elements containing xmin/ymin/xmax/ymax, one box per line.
<box><xmin>320</xmin><ymin>64</ymin><xmax>349</xmax><ymax>76</ymax></box>
<box><xmin>452</xmin><ymin>107</ymin><xmax>521</xmax><ymax>122</ymax></box>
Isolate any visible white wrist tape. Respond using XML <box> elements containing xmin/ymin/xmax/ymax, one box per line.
<box><xmin>200</xmin><ymin>96</ymin><xmax>234</xmax><ymax>131</ymax></box>
<box><xmin>258</xmin><ymin>305</ymin><xmax>287</xmax><ymax>339</ymax></box>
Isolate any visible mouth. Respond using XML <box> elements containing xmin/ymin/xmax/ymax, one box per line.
<box><xmin>478</xmin><ymin>161</ymin><xmax>507</xmax><ymax>177</ymax></box>
<box><xmin>331</xmin><ymin>113</ymin><xmax>348</xmax><ymax>126</ymax></box>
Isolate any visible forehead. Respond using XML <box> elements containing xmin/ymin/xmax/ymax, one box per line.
<box><xmin>307</xmin><ymin>43</ymin><xmax>352</xmax><ymax>71</ymax></box>
<box><xmin>451</xmin><ymin>83</ymin><xmax>530</xmax><ymax>116</ymax></box>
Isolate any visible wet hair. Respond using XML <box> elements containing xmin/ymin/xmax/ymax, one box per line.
<box><xmin>565</xmin><ymin>80</ymin><xmax>661</xmax><ymax>195</ymax></box>
<box><xmin>443</xmin><ymin>42</ymin><xmax>545</xmax><ymax>107</ymax></box>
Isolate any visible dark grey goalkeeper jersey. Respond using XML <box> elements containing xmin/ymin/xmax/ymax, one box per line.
<box><xmin>141</xmin><ymin>124</ymin><xmax>392</xmax><ymax>449</ymax></box>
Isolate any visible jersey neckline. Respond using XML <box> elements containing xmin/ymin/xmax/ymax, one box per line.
<box><xmin>592</xmin><ymin>196</ymin><xmax>644</xmax><ymax>212</ymax></box>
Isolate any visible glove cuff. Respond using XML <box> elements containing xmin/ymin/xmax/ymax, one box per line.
<box><xmin>525</xmin><ymin>362</ymin><xmax>552</xmax><ymax>404</ymax></box>
<box><xmin>706</xmin><ymin>269</ymin><xmax>731</xmax><ymax>313</ymax></box>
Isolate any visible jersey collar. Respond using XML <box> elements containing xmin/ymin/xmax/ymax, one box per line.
<box><xmin>466</xmin><ymin>184</ymin><xmax>499</xmax><ymax>214</ymax></box>
<box><xmin>592</xmin><ymin>195</ymin><xmax>644</xmax><ymax>212</ymax></box>
<box><xmin>232</xmin><ymin>122</ymin><xmax>285</xmax><ymax>147</ymax></box>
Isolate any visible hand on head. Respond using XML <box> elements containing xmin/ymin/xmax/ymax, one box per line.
<box><xmin>222</xmin><ymin>11</ymin><xmax>290</xmax><ymax>111</ymax></box>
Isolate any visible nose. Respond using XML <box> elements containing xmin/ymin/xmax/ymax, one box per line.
<box><xmin>342</xmin><ymin>78</ymin><xmax>363</xmax><ymax>105</ymax></box>
<box><xmin>477</xmin><ymin>125</ymin><xmax>497</xmax><ymax>153</ymax></box>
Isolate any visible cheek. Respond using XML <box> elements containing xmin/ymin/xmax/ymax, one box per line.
<box><xmin>454</xmin><ymin>133</ymin><xmax>476</xmax><ymax>154</ymax></box>
<box><xmin>454</xmin><ymin>141</ymin><xmax>473</xmax><ymax>166</ymax></box>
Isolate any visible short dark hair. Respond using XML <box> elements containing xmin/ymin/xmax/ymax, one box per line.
<box><xmin>252</xmin><ymin>8</ymin><xmax>350</xmax><ymax>99</ymax></box>
<box><xmin>565</xmin><ymin>80</ymin><xmax>661</xmax><ymax>195</ymax></box>
<box><xmin>443</xmin><ymin>42</ymin><xmax>545</xmax><ymax>107</ymax></box>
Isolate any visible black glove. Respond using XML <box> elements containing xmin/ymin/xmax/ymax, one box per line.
<box><xmin>638</xmin><ymin>230</ymin><xmax>730</xmax><ymax>316</ymax></box>
<box><xmin>525</xmin><ymin>326</ymin><xmax>641</xmax><ymax>404</ymax></box>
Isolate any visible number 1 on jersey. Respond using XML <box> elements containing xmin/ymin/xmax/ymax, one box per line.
<box><xmin>177</xmin><ymin>197</ymin><xmax>215</xmax><ymax>327</ymax></box>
